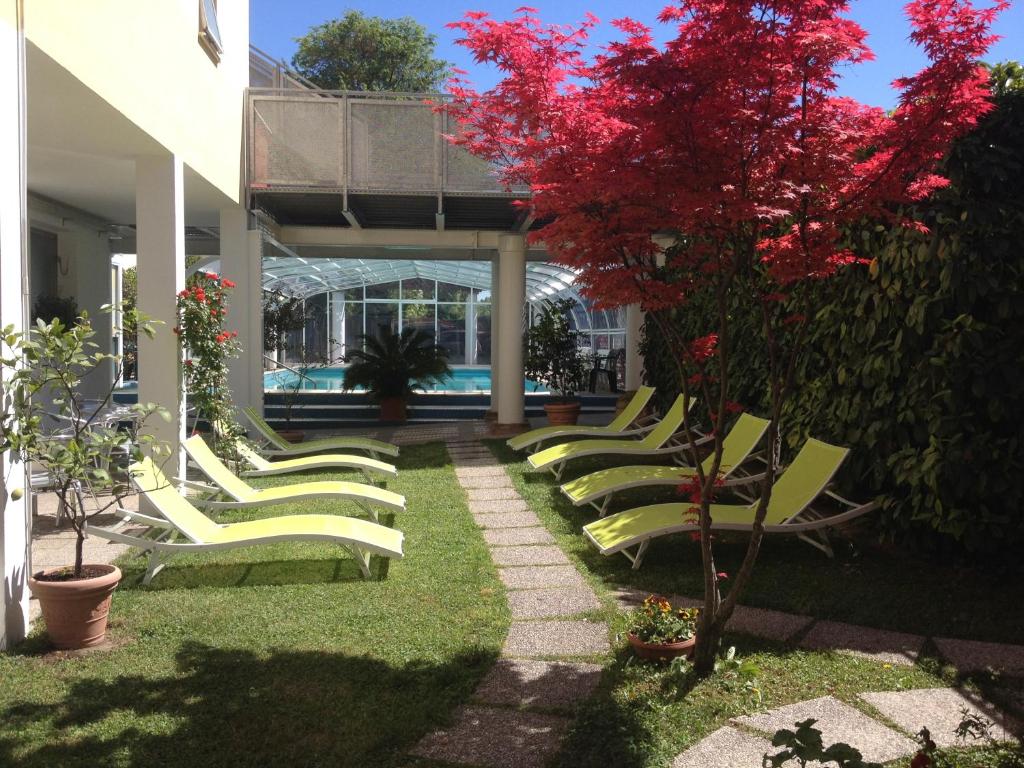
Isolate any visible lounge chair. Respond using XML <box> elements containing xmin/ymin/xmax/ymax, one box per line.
<box><xmin>506</xmin><ymin>386</ymin><xmax>658</xmax><ymax>452</ymax></box>
<box><xmin>560</xmin><ymin>413</ymin><xmax>771</xmax><ymax>515</ymax></box>
<box><xmin>242</xmin><ymin>406</ymin><xmax>399</xmax><ymax>459</ymax></box>
<box><xmin>526</xmin><ymin>394</ymin><xmax>700</xmax><ymax>480</ymax></box>
<box><xmin>85</xmin><ymin>457</ymin><xmax>403</xmax><ymax>583</ymax></box>
<box><xmin>182</xmin><ymin>436</ymin><xmax>405</xmax><ymax>522</ymax></box>
<box><xmin>235</xmin><ymin>442</ymin><xmax>397</xmax><ymax>483</ymax></box>
<box><xmin>582</xmin><ymin>438</ymin><xmax>878</xmax><ymax>568</ymax></box>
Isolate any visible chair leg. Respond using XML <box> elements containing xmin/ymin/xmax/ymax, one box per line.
<box><xmin>143</xmin><ymin>550</ymin><xmax>167</xmax><ymax>585</ymax></box>
<box><xmin>346</xmin><ymin>545</ymin><xmax>372</xmax><ymax>579</ymax></box>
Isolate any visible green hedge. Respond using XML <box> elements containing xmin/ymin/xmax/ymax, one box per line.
<box><xmin>640</xmin><ymin>65</ymin><xmax>1024</xmax><ymax>551</ymax></box>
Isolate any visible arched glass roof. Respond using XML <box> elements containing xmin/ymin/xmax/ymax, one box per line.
<box><xmin>195</xmin><ymin>255</ymin><xmax>582</xmax><ymax>304</ymax></box>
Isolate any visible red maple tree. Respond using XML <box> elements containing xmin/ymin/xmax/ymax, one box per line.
<box><xmin>446</xmin><ymin>0</ymin><xmax>1006</xmax><ymax>673</ymax></box>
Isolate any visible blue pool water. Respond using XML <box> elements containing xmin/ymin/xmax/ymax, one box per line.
<box><xmin>263</xmin><ymin>366</ymin><xmax>546</xmax><ymax>393</ymax></box>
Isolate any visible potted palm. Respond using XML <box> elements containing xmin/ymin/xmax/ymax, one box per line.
<box><xmin>343</xmin><ymin>328</ymin><xmax>451</xmax><ymax>422</ymax></box>
<box><xmin>0</xmin><ymin>308</ymin><xmax>168</xmax><ymax>649</ymax></box>
<box><xmin>524</xmin><ymin>299</ymin><xmax>587</xmax><ymax>425</ymax></box>
<box><xmin>626</xmin><ymin>594</ymin><xmax>700</xmax><ymax>662</ymax></box>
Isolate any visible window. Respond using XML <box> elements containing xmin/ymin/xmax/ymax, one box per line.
<box><xmin>199</xmin><ymin>0</ymin><xmax>223</xmax><ymax>63</ymax></box>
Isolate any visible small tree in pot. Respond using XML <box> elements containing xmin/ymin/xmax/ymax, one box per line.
<box><xmin>0</xmin><ymin>308</ymin><xmax>168</xmax><ymax>649</ymax></box>
<box><xmin>524</xmin><ymin>299</ymin><xmax>587</xmax><ymax>425</ymax></box>
<box><xmin>343</xmin><ymin>327</ymin><xmax>451</xmax><ymax>422</ymax></box>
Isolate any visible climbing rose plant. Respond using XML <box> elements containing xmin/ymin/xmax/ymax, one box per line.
<box><xmin>446</xmin><ymin>0</ymin><xmax>1006</xmax><ymax>674</ymax></box>
<box><xmin>175</xmin><ymin>271</ymin><xmax>245</xmax><ymax>454</ymax></box>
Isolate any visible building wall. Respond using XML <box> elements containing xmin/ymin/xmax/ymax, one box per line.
<box><xmin>24</xmin><ymin>0</ymin><xmax>248</xmax><ymax>203</ymax></box>
<box><xmin>1</xmin><ymin>0</ymin><xmax>30</xmax><ymax>650</ymax></box>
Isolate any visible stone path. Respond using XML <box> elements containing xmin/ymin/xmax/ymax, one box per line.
<box><xmin>411</xmin><ymin>437</ymin><xmax>609</xmax><ymax>768</ymax></box>
<box><xmin>609</xmin><ymin>586</ymin><xmax>1024</xmax><ymax>675</ymax></box>
<box><xmin>673</xmin><ymin>688</ymin><xmax>1021</xmax><ymax>767</ymax></box>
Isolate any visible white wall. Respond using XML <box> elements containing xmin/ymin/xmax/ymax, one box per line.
<box><xmin>1</xmin><ymin>0</ymin><xmax>30</xmax><ymax>650</ymax></box>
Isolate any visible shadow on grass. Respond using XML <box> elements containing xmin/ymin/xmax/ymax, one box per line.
<box><xmin>0</xmin><ymin>641</ymin><xmax>498</xmax><ymax>768</ymax></box>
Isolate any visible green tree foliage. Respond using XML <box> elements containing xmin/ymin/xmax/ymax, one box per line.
<box><xmin>291</xmin><ymin>11</ymin><xmax>451</xmax><ymax>92</ymax></box>
<box><xmin>642</xmin><ymin>63</ymin><xmax>1024</xmax><ymax>552</ymax></box>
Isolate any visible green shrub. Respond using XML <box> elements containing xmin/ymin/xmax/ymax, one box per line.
<box><xmin>641</xmin><ymin>63</ymin><xmax>1024</xmax><ymax>551</ymax></box>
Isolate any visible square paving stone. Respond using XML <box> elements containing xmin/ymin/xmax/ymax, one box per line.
<box><xmin>499</xmin><ymin>566</ymin><xmax>588</xmax><ymax>590</ymax></box>
<box><xmin>728</xmin><ymin>605</ymin><xmax>814</xmax><ymax>644</ymax></box>
<box><xmin>474</xmin><ymin>659</ymin><xmax>604</xmax><ymax>712</ymax></box>
<box><xmin>800</xmin><ymin>620</ymin><xmax>925</xmax><ymax>666</ymax></box>
<box><xmin>459</xmin><ymin>476</ymin><xmax>515</xmax><ymax>490</ymax></box>
<box><xmin>470</xmin><ymin>499</ymin><xmax>531</xmax><ymax>515</ymax></box>
<box><xmin>860</xmin><ymin>688</ymin><xmax>1022</xmax><ymax>746</ymax></box>
<box><xmin>734</xmin><ymin>695</ymin><xmax>918</xmax><ymax>764</ymax></box>
<box><xmin>474</xmin><ymin>511</ymin><xmax>543</xmax><ymax>529</ymax></box>
<box><xmin>933</xmin><ymin>637</ymin><xmax>1024</xmax><ymax>675</ymax></box>
<box><xmin>411</xmin><ymin>705</ymin><xmax>570</xmax><ymax>768</ymax></box>
<box><xmin>507</xmin><ymin>587</ymin><xmax>601</xmax><ymax>619</ymax></box>
<box><xmin>455</xmin><ymin>466</ymin><xmax>509</xmax><ymax>479</ymax></box>
<box><xmin>672</xmin><ymin>726</ymin><xmax>774</xmax><ymax>768</ymax></box>
<box><xmin>467</xmin><ymin>487</ymin><xmax>522</xmax><ymax>501</ymax></box>
<box><xmin>483</xmin><ymin>527</ymin><xmax>556</xmax><ymax>547</ymax></box>
<box><xmin>503</xmin><ymin>620</ymin><xmax>610</xmax><ymax>658</ymax></box>
<box><xmin>492</xmin><ymin>545</ymin><xmax>570</xmax><ymax>567</ymax></box>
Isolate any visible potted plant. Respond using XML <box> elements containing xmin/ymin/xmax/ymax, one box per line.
<box><xmin>524</xmin><ymin>299</ymin><xmax>587</xmax><ymax>425</ymax></box>
<box><xmin>175</xmin><ymin>271</ymin><xmax>245</xmax><ymax>456</ymax></box>
<box><xmin>0</xmin><ymin>308</ymin><xmax>168</xmax><ymax>649</ymax></box>
<box><xmin>626</xmin><ymin>594</ymin><xmax>700</xmax><ymax>662</ymax></box>
<box><xmin>262</xmin><ymin>291</ymin><xmax>307</xmax><ymax>367</ymax></box>
<box><xmin>343</xmin><ymin>328</ymin><xmax>451</xmax><ymax>422</ymax></box>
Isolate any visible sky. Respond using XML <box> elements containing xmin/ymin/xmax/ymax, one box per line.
<box><xmin>251</xmin><ymin>0</ymin><xmax>1024</xmax><ymax>109</ymax></box>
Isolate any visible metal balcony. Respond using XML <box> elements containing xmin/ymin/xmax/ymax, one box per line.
<box><xmin>247</xmin><ymin>84</ymin><xmax>530</xmax><ymax>230</ymax></box>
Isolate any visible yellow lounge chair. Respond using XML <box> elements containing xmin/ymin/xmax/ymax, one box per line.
<box><xmin>182</xmin><ymin>436</ymin><xmax>405</xmax><ymax>522</ymax></box>
<box><xmin>583</xmin><ymin>438</ymin><xmax>878</xmax><ymax>568</ymax></box>
<box><xmin>235</xmin><ymin>442</ymin><xmax>397</xmax><ymax>482</ymax></box>
<box><xmin>560</xmin><ymin>413</ymin><xmax>770</xmax><ymax>515</ymax></box>
<box><xmin>243</xmin><ymin>406</ymin><xmax>399</xmax><ymax>459</ymax></box>
<box><xmin>507</xmin><ymin>386</ymin><xmax>657</xmax><ymax>452</ymax></box>
<box><xmin>527</xmin><ymin>394</ymin><xmax>699</xmax><ymax>480</ymax></box>
<box><xmin>85</xmin><ymin>457</ymin><xmax>404</xmax><ymax>583</ymax></box>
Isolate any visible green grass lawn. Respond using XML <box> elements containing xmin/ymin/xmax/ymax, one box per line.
<box><xmin>486</xmin><ymin>440</ymin><xmax>1024</xmax><ymax>768</ymax></box>
<box><xmin>0</xmin><ymin>443</ymin><xmax>509</xmax><ymax>768</ymax></box>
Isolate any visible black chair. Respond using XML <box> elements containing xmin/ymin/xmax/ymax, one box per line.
<box><xmin>589</xmin><ymin>348</ymin><xmax>623</xmax><ymax>393</ymax></box>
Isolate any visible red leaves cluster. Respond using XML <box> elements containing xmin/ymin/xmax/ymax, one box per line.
<box><xmin>445</xmin><ymin>0</ymin><xmax>1005</xmax><ymax>301</ymax></box>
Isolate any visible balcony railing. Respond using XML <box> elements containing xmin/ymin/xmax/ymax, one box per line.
<box><xmin>247</xmin><ymin>88</ymin><xmax>525</xmax><ymax>198</ymax></box>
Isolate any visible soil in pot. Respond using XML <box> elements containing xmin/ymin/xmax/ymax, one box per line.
<box><xmin>627</xmin><ymin>633</ymin><xmax>697</xmax><ymax>662</ymax></box>
<box><xmin>544</xmin><ymin>400</ymin><xmax>581</xmax><ymax>426</ymax></box>
<box><xmin>29</xmin><ymin>564</ymin><xmax>122</xmax><ymax>650</ymax></box>
<box><xmin>379</xmin><ymin>397</ymin><xmax>407</xmax><ymax>422</ymax></box>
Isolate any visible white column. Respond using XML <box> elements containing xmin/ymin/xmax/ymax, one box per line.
<box><xmin>135</xmin><ymin>155</ymin><xmax>185</xmax><ymax>476</ymax></box>
<box><xmin>220</xmin><ymin>207</ymin><xmax>263</xmax><ymax>415</ymax></box>
<box><xmin>625</xmin><ymin>303</ymin><xmax>644</xmax><ymax>391</ymax></box>
<box><xmin>0</xmin><ymin>0</ymin><xmax>29</xmax><ymax>648</ymax></box>
<box><xmin>488</xmin><ymin>250</ymin><xmax>501</xmax><ymax>416</ymax></box>
<box><xmin>58</xmin><ymin>229</ymin><xmax>114</xmax><ymax>397</ymax></box>
<box><xmin>496</xmin><ymin>234</ymin><xmax>526</xmax><ymax>425</ymax></box>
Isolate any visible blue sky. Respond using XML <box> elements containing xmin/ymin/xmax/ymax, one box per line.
<box><xmin>251</xmin><ymin>1</ymin><xmax>1024</xmax><ymax>108</ymax></box>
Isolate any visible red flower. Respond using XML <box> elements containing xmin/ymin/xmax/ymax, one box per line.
<box><xmin>222</xmin><ymin>278</ymin><xmax>236</xmax><ymax>288</ymax></box>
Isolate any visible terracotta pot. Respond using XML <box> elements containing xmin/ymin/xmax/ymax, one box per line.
<box><xmin>544</xmin><ymin>400</ymin><xmax>581</xmax><ymax>426</ymax></box>
<box><xmin>276</xmin><ymin>429</ymin><xmax>305</xmax><ymax>444</ymax></box>
<box><xmin>29</xmin><ymin>564</ymin><xmax>122</xmax><ymax>649</ymax></box>
<box><xmin>379</xmin><ymin>397</ymin><xmax>407</xmax><ymax>422</ymax></box>
<box><xmin>627</xmin><ymin>632</ymin><xmax>697</xmax><ymax>662</ymax></box>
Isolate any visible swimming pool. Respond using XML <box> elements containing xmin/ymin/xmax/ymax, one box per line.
<box><xmin>263</xmin><ymin>366</ymin><xmax>547</xmax><ymax>393</ymax></box>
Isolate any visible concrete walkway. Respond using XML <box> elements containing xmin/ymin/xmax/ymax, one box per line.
<box><xmin>411</xmin><ymin>437</ymin><xmax>610</xmax><ymax>768</ymax></box>
<box><xmin>674</xmin><ymin>688</ymin><xmax>1020</xmax><ymax>767</ymax></box>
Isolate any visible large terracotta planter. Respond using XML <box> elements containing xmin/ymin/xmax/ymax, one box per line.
<box><xmin>544</xmin><ymin>400</ymin><xmax>581</xmax><ymax>426</ymax></box>
<box><xmin>379</xmin><ymin>397</ymin><xmax>408</xmax><ymax>422</ymax></box>
<box><xmin>627</xmin><ymin>632</ymin><xmax>697</xmax><ymax>662</ymax></box>
<box><xmin>276</xmin><ymin>429</ymin><xmax>305</xmax><ymax>444</ymax></box>
<box><xmin>29</xmin><ymin>564</ymin><xmax>122</xmax><ymax>649</ymax></box>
